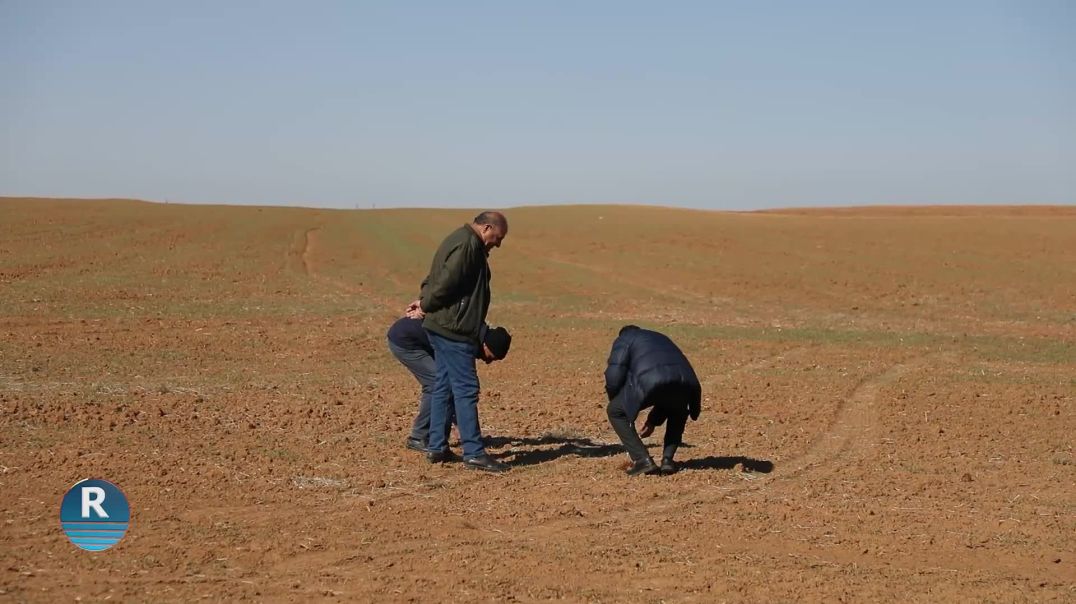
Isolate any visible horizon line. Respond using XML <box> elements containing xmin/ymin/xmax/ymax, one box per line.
<box><xmin>2</xmin><ymin>195</ymin><xmax>1073</xmax><ymax>215</ymax></box>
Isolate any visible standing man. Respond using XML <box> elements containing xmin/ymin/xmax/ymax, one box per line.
<box><xmin>605</xmin><ymin>325</ymin><xmax>702</xmax><ymax>476</ymax></box>
<box><xmin>419</xmin><ymin>211</ymin><xmax>509</xmax><ymax>472</ymax></box>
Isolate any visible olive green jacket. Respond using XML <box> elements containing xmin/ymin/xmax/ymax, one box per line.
<box><xmin>419</xmin><ymin>225</ymin><xmax>491</xmax><ymax>343</ymax></box>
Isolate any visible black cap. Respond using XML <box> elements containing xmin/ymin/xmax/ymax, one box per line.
<box><xmin>483</xmin><ymin>326</ymin><xmax>512</xmax><ymax>360</ymax></box>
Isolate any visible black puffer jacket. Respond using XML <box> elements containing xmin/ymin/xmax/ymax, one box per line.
<box><xmin>604</xmin><ymin>327</ymin><xmax>702</xmax><ymax>422</ymax></box>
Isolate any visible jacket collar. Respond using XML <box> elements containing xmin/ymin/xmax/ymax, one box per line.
<box><xmin>464</xmin><ymin>224</ymin><xmax>489</xmax><ymax>257</ymax></box>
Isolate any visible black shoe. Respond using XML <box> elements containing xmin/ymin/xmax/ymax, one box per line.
<box><xmin>660</xmin><ymin>457</ymin><xmax>677</xmax><ymax>474</ymax></box>
<box><xmin>427</xmin><ymin>449</ymin><xmax>457</xmax><ymax>464</ymax></box>
<box><xmin>626</xmin><ymin>457</ymin><xmax>660</xmax><ymax>476</ymax></box>
<box><xmin>405</xmin><ymin>437</ymin><xmax>427</xmax><ymax>452</ymax></box>
<box><xmin>463</xmin><ymin>454</ymin><xmax>509</xmax><ymax>473</ymax></box>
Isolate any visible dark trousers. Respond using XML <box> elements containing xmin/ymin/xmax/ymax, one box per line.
<box><xmin>606</xmin><ymin>387</ymin><xmax>689</xmax><ymax>463</ymax></box>
<box><xmin>387</xmin><ymin>339</ymin><xmax>454</xmax><ymax>443</ymax></box>
<box><xmin>647</xmin><ymin>401</ymin><xmax>688</xmax><ymax>462</ymax></box>
<box><xmin>607</xmin><ymin>393</ymin><xmax>650</xmax><ymax>463</ymax></box>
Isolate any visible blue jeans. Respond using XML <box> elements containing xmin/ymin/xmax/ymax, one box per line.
<box><xmin>426</xmin><ymin>330</ymin><xmax>486</xmax><ymax>458</ymax></box>
<box><xmin>386</xmin><ymin>339</ymin><xmax>454</xmax><ymax>443</ymax></box>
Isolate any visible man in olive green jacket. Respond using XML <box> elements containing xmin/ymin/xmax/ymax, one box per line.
<box><xmin>416</xmin><ymin>211</ymin><xmax>509</xmax><ymax>472</ymax></box>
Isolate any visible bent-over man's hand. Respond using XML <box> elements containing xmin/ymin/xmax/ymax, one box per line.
<box><xmin>638</xmin><ymin>422</ymin><xmax>655</xmax><ymax>438</ymax></box>
<box><xmin>404</xmin><ymin>299</ymin><xmax>425</xmax><ymax>319</ymax></box>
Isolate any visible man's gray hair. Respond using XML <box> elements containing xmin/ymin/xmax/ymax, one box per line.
<box><xmin>473</xmin><ymin>211</ymin><xmax>507</xmax><ymax>230</ymax></box>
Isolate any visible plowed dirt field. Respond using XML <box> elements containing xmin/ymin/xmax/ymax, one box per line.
<box><xmin>1</xmin><ymin>199</ymin><xmax>1073</xmax><ymax>602</ymax></box>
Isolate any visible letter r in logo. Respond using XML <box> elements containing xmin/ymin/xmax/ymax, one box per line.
<box><xmin>61</xmin><ymin>479</ymin><xmax>129</xmax><ymax>551</ymax></box>
<box><xmin>81</xmin><ymin>486</ymin><xmax>109</xmax><ymax>519</ymax></box>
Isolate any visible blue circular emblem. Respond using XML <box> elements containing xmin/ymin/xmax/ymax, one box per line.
<box><xmin>59</xmin><ymin>479</ymin><xmax>130</xmax><ymax>551</ymax></box>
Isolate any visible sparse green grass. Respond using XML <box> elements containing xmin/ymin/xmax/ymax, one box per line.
<box><xmin>963</xmin><ymin>336</ymin><xmax>1075</xmax><ymax>364</ymax></box>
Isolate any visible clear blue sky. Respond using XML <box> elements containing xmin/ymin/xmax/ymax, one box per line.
<box><xmin>2</xmin><ymin>1</ymin><xmax>1073</xmax><ymax>209</ymax></box>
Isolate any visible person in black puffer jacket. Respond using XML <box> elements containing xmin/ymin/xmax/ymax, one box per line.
<box><xmin>605</xmin><ymin>325</ymin><xmax>702</xmax><ymax>476</ymax></box>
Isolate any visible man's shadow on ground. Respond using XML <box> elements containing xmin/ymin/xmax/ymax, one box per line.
<box><xmin>483</xmin><ymin>435</ymin><xmax>623</xmax><ymax>467</ymax></box>
<box><xmin>643</xmin><ymin>442</ymin><xmax>774</xmax><ymax>473</ymax></box>
<box><xmin>676</xmin><ymin>455</ymin><xmax>774</xmax><ymax>474</ymax></box>
<box><xmin>482</xmin><ymin>435</ymin><xmax>774</xmax><ymax>473</ymax></box>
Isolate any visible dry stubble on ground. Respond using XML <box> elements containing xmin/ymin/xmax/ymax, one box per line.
<box><xmin>1</xmin><ymin>198</ymin><xmax>1074</xmax><ymax>602</ymax></box>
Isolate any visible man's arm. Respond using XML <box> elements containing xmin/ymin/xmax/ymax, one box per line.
<box><xmin>420</xmin><ymin>246</ymin><xmax>473</xmax><ymax>313</ymax></box>
<box><xmin>604</xmin><ymin>334</ymin><xmax>632</xmax><ymax>400</ymax></box>
<box><xmin>405</xmin><ymin>279</ymin><xmax>428</xmax><ymax>318</ymax></box>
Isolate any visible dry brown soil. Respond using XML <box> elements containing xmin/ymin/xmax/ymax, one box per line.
<box><xmin>1</xmin><ymin>198</ymin><xmax>1073</xmax><ymax>602</ymax></box>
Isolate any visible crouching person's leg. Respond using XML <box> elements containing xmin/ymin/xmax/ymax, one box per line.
<box><xmin>660</xmin><ymin>410</ymin><xmax>688</xmax><ymax>474</ymax></box>
<box><xmin>606</xmin><ymin>394</ymin><xmax>659</xmax><ymax>476</ymax></box>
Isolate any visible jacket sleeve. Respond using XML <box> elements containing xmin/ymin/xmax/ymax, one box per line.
<box><xmin>420</xmin><ymin>245</ymin><xmax>473</xmax><ymax>313</ymax></box>
<box><xmin>604</xmin><ymin>334</ymin><xmax>632</xmax><ymax>400</ymax></box>
<box><xmin>688</xmin><ymin>383</ymin><xmax>701</xmax><ymax>421</ymax></box>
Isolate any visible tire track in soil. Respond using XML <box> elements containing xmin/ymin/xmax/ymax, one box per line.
<box><xmin>285</xmin><ymin>227</ymin><xmax>319</xmax><ymax>276</ymax></box>
<box><xmin>300</xmin><ymin>228</ymin><xmax>318</xmax><ymax>275</ymax></box>
<box><xmin>766</xmin><ymin>352</ymin><xmax>939</xmax><ymax>482</ymax></box>
<box><xmin>283</xmin><ymin>225</ymin><xmax>402</xmax><ymax>313</ymax></box>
